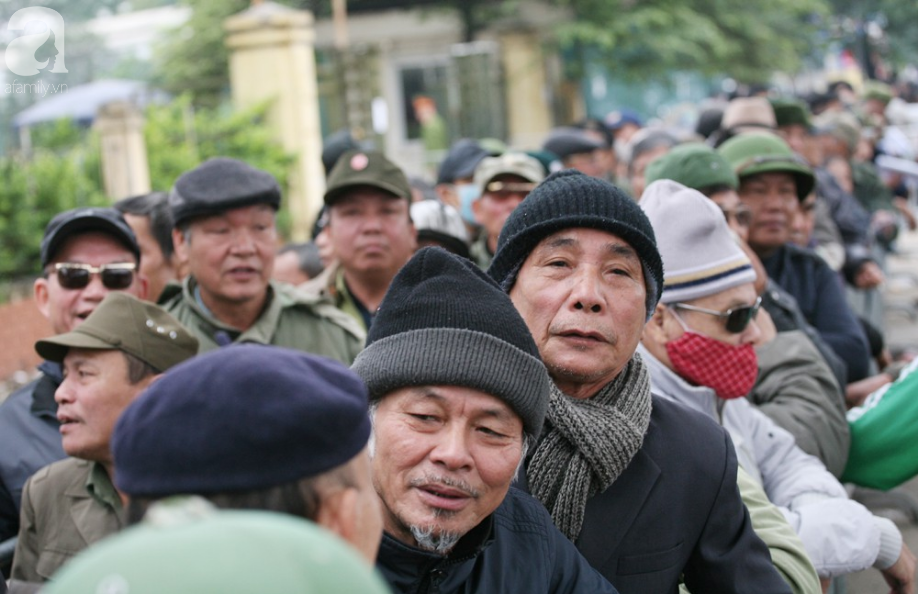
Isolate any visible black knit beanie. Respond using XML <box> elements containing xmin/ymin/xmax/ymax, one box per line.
<box><xmin>351</xmin><ymin>247</ymin><xmax>550</xmax><ymax>440</ymax></box>
<box><xmin>488</xmin><ymin>169</ymin><xmax>664</xmax><ymax>320</ymax></box>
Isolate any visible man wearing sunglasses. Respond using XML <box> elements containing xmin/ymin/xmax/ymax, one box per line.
<box><xmin>638</xmin><ymin>181</ymin><xmax>915</xmax><ymax>593</ymax></box>
<box><xmin>0</xmin><ymin>207</ymin><xmax>146</xmax><ymax>549</ymax></box>
<box><xmin>469</xmin><ymin>152</ymin><xmax>544</xmax><ymax>269</ymax></box>
<box><xmin>161</xmin><ymin>157</ymin><xmax>363</xmax><ymax>360</ymax></box>
<box><xmin>644</xmin><ymin>145</ymin><xmax>851</xmax><ymax>477</ymax></box>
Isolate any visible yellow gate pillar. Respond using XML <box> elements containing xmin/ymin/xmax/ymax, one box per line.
<box><xmin>500</xmin><ymin>31</ymin><xmax>553</xmax><ymax>148</ymax></box>
<box><xmin>95</xmin><ymin>101</ymin><xmax>151</xmax><ymax>200</ymax></box>
<box><xmin>225</xmin><ymin>2</ymin><xmax>324</xmax><ymax>240</ymax></box>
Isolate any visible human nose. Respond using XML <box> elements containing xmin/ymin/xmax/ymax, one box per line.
<box><xmin>741</xmin><ymin>317</ymin><xmax>762</xmax><ymax>344</ymax></box>
<box><xmin>55</xmin><ymin>377</ymin><xmax>75</xmax><ymax>405</ymax></box>
<box><xmin>80</xmin><ymin>272</ymin><xmax>108</xmax><ymax>301</ymax></box>
<box><xmin>568</xmin><ymin>268</ymin><xmax>605</xmax><ymax>314</ymax></box>
<box><xmin>429</xmin><ymin>425</ymin><xmax>474</xmax><ymax>472</ymax></box>
<box><xmin>229</xmin><ymin>229</ymin><xmax>256</xmax><ymax>255</ymax></box>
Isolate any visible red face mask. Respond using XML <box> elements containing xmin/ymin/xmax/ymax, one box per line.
<box><xmin>665</xmin><ymin>331</ymin><xmax>758</xmax><ymax>399</ymax></box>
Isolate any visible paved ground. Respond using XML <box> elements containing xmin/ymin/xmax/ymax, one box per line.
<box><xmin>846</xmin><ymin>228</ymin><xmax>918</xmax><ymax>594</ymax></box>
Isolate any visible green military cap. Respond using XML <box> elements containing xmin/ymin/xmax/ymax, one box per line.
<box><xmin>718</xmin><ymin>133</ymin><xmax>815</xmax><ymax>201</ymax></box>
<box><xmin>44</xmin><ymin>508</ymin><xmax>391</xmax><ymax>594</ymax></box>
<box><xmin>35</xmin><ymin>292</ymin><xmax>198</xmax><ymax>373</ymax></box>
<box><xmin>813</xmin><ymin>111</ymin><xmax>861</xmax><ymax>155</ymax></box>
<box><xmin>863</xmin><ymin>80</ymin><xmax>893</xmax><ymax>104</ymax></box>
<box><xmin>324</xmin><ymin>149</ymin><xmax>411</xmax><ymax>205</ymax></box>
<box><xmin>770</xmin><ymin>97</ymin><xmax>811</xmax><ymax>129</ymax></box>
<box><xmin>644</xmin><ymin>143</ymin><xmax>738</xmax><ymax>191</ymax></box>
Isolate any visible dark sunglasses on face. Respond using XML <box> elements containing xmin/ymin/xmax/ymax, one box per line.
<box><xmin>53</xmin><ymin>262</ymin><xmax>136</xmax><ymax>290</ymax></box>
<box><xmin>672</xmin><ymin>295</ymin><xmax>763</xmax><ymax>334</ymax></box>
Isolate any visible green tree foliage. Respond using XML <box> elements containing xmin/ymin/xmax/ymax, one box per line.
<box><xmin>827</xmin><ymin>0</ymin><xmax>918</xmax><ymax>69</ymax></box>
<box><xmin>553</xmin><ymin>0</ymin><xmax>829</xmax><ymax>83</ymax></box>
<box><xmin>0</xmin><ymin>100</ymin><xmax>293</xmax><ymax>281</ymax></box>
<box><xmin>0</xmin><ymin>123</ymin><xmax>107</xmax><ymax>279</ymax></box>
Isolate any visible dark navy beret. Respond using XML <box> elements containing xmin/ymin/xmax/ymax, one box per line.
<box><xmin>541</xmin><ymin>127</ymin><xmax>605</xmax><ymax>160</ymax></box>
<box><xmin>169</xmin><ymin>157</ymin><xmax>281</xmax><ymax>227</ymax></box>
<box><xmin>112</xmin><ymin>344</ymin><xmax>371</xmax><ymax>497</ymax></box>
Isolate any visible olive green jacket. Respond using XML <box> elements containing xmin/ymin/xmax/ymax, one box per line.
<box><xmin>12</xmin><ymin>459</ymin><xmax>124</xmax><ymax>582</ymax></box>
<box><xmin>298</xmin><ymin>264</ymin><xmax>369</xmax><ymax>333</ymax></box>
<box><xmin>160</xmin><ymin>276</ymin><xmax>365</xmax><ymax>364</ymax></box>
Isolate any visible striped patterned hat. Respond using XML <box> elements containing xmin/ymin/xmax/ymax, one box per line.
<box><xmin>640</xmin><ymin>179</ymin><xmax>756</xmax><ymax>304</ymax></box>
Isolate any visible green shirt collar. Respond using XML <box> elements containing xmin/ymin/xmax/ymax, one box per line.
<box><xmin>86</xmin><ymin>462</ymin><xmax>122</xmax><ymax>511</ymax></box>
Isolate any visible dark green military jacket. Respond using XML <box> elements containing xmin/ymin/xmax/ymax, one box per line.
<box><xmin>160</xmin><ymin>277</ymin><xmax>364</xmax><ymax>364</ymax></box>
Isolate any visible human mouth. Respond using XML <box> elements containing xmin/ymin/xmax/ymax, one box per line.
<box><xmin>227</xmin><ymin>266</ymin><xmax>259</xmax><ymax>279</ymax></box>
<box><xmin>57</xmin><ymin>412</ymin><xmax>79</xmax><ymax>433</ymax></box>
<box><xmin>416</xmin><ymin>484</ymin><xmax>474</xmax><ymax>511</ymax></box>
<box><xmin>558</xmin><ymin>329</ymin><xmax>607</xmax><ymax>343</ymax></box>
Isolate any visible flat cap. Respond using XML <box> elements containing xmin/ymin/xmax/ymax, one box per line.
<box><xmin>436</xmin><ymin>139</ymin><xmax>490</xmax><ymax>185</ymax></box>
<box><xmin>41</xmin><ymin>207</ymin><xmax>140</xmax><ymax>268</ymax></box>
<box><xmin>35</xmin><ymin>293</ymin><xmax>198</xmax><ymax>372</ymax></box>
<box><xmin>324</xmin><ymin>150</ymin><xmax>411</xmax><ymax>205</ymax></box>
<box><xmin>542</xmin><ymin>127</ymin><xmax>605</xmax><ymax>159</ymax></box>
<box><xmin>113</xmin><ymin>344</ymin><xmax>371</xmax><ymax>497</ymax></box>
<box><xmin>169</xmin><ymin>158</ymin><xmax>281</xmax><ymax>227</ymax></box>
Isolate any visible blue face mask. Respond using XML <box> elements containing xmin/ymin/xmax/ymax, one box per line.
<box><xmin>458</xmin><ymin>183</ymin><xmax>481</xmax><ymax>225</ymax></box>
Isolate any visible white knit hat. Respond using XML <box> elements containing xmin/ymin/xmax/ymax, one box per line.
<box><xmin>640</xmin><ymin>179</ymin><xmax>756</xmax><ymax>304</ymax></box>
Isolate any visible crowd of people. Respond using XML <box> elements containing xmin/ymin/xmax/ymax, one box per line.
<box><xmin>1</xmin><ymin>77</ymin><xmax>917</xmax><ymax>593</ymax></box>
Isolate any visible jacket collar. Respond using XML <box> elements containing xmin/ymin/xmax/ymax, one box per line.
<box><xmin>31</xmin><ymin>361</ymin><xmax>63</xmax><ymax>419</ymax></box>
<box><xmin>180</xmin><ymin>275</ymin><xmax>279</xmax><ymax>344</ymax></box>
<box><xmin>376</xmin><ymin>514</ymin><xmax>495</xmax><ymax>591</ymax></box>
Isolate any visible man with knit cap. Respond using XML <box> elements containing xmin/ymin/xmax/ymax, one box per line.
<box><xmin>302</xmin><ymin>149</ymin><xmax>417</xmax><ymax>332</ymax></box>
<box><xmin>351</xmin><ymin>247</ymin><xmax>618</xmax><ymax>593</ymax></box>
<box><xmin>644</xmin><ymin>146</ymin><xmax>851</xmax><ymax>476</ymax></box>
<box><xmin>488</xmin><ymin>170</ymin><xmax>788</xmax><ymax>594</ymax></box>
<box><xmin>638</xmin><ymin>179</ymin><xmax>916</xmax><ymax>592</ymax></box>
<box><xmin>161</xmin><ymin>157</ymin><xmax>364</xmax><ymax>361</ymax></box>
<box><xmin>11</xmin><ymin>293</ymin><xmax>198</xmax><ymax>583</ymax></box>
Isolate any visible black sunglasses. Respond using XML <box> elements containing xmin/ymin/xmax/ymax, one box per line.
<box><xmin>53</xmin><ymin>262</ymin><xmax>136</xmax><ymax>290</ymax></box>
<box><xmin>672</xmin><ymin>295</ymin><xmax>763</xmax><ymax>334</ymax></box>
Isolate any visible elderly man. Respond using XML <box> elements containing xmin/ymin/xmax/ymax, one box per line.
<box><xmin>351</xmin><ymin>247</ymin><xmax>618</xmax><ymax>593</ymax></box>
<box><xmin>162</xmin><ymin>157</ymin><xmax>363</xmax><ymax>360</ymax></box>
<box><xmin>469</xmin><ymin>152</ymin><xmax>544</xmax><ymax>269</ymax></box>
<box><xmin>11</xmin><ymin>293</ymin><xmax>198</xmax><ymax>583</ymax></box>
<box><xmin>110</xmin><ymin>344</ymin><xmax>383</xmax><ymax>563</ymax></box>
<box><xmin>0</xmin><ymin>208</ymin><xmax>146</xmax><ymax>545</ymax></box>
<box><xmin>718</xmin><ymin>134</ymin><xmax>872</xmax><ymax>383</ymax></box>
<box><xmin>302</xmin><ymin>150</ymin><xmax>417</xmax><ymax>332</ymax></box>
<box><xmin>637</xmin><ymin>180</ymin><xmax>915</xmax><ymax>592</ymax></box>
<box><xmin>488</xmin><ymin>170</ymin><xmax>788</xmax><ymax>593</ymax></box>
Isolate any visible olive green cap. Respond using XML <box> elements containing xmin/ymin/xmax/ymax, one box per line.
<box><xmin>863</xmin><ymin>80</ymin><xmax>893</xmax><ymax>104</ymax></box>
<box><xmin>644</xmin><ymin>143</ymin><xmax>738</xmax><ymax>191</ymax></box>
<box><xmin>717</xmin><ymin>133</ymin><xmax>816</xmax><ymax>201</ymax></box>
<box><xmin>324</xmin><ymin>149</ymin><xmax>411</xmax><ymax>205</ymax></box>
<box><xmin>770</xmin><ymin>97</ymin><xmax>811</xmax><ymax>129</ymax></box>
<box><xmin>44</xmin><ymin>509</ymin><xmax>391</xmax><ymax>594</ymax></box>
<box><xmin>35</xmin><ymin>292</ymin><xmax>198</xmax><ymax>373</ymax></box>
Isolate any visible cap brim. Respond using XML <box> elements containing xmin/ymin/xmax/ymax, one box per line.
<box><xmin>324</xmin><ymin>180</ymin><xmax>409</xmax><ymax>205</ymax></box>
<box><xmin>740</xmin><ymin>161</ymin><xmax>815</xmax><ymax>200</ymax></box>
<box><xmin>35</xmin><ymin>332</ymin><xmax>116</xmax><ymax>363</ymax></box>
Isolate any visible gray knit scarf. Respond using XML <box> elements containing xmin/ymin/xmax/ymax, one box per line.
<box><xmin>528</xmin><ymin>353</ymin><xmax>653</xmax><ymax>541</ymax></box>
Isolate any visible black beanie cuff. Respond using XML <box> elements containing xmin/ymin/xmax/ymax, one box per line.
<box><xmin>352</xmin><ymin>328</ymin><xmax>550</xmax><ymax>440</ymax></box>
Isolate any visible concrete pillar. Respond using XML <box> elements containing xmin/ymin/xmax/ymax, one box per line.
<box><xmin>95</xmin><ymin>101</ymin><xmax>151</xmax><ymax>200</ymax></box>
<box><xmin>225</xmin><ymin>2</ymin><xmax>324</xmax><ymax>241</ymax></box>
<box><xmin>500</xmin><ymin>31</ymin><xmax>553</xmax><ymax>148</ymax></box>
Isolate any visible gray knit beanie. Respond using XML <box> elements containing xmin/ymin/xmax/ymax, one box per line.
<box><xmin>488</xmin><ymin>170</ymin><xmax>663</xmax><ymax>320</ymax></box>
<box><xmin>640</xmin><ymin>180</ymin><xmax>755</xmax><ymax>303</ymax></box>
<box><xmin>352</xmin><ymin>247</ymin><xmax>550</xmax><ymax>440</ymax></box>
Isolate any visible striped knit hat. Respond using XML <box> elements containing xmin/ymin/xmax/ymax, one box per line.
<box><xmin>640</xmin><ymin>179</ymin><xmax>755</xmax><ymax>304</ymax></box>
